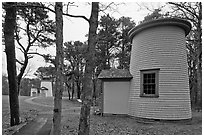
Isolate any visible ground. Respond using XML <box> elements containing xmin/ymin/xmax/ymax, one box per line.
<box><xmin>2</xmin><ymin>96</ymin><xmax>52</xmax><ymax>134</ymax></box>
<box><xmin>2</xmin><ymin>95</ymin><xmax>202</xmax><ymax>135</ymax></box>
<box><xmin>61</xmin><ymin>111</ymin><xmax>202</xmax><ymax>135</ymax></box>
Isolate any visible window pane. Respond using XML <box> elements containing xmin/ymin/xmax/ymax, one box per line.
<box><xmin>144</xmin><ymin>90</ymin><xmax>148</xmax><ymax>94</ymax></box>
<box><xmin>152</xmin><ymin>85</ymin><xmax>155</xmax><ymax>94</ymax></box>
<box><xmin>144</xmin><ymin>79</ymin><xmax>147</xmax><ymax>84</ymax></box>
<box><xmin>148</xmin><ymin>85</ymin><xmax>151</xmax><ymax>90</ymax></box>
<box><xmin>141</xmin><ymin>70</ymin><xmax>159</xmax><ymax>97</ymax></box>
<box><xmin>148</xmin><ymin>74</ymin><xmax>151</xmax><ymax>79</ymax></box>
<box><xmin>152</xmin><ymin>78</ymin><xmax>155</xmax><ymax>83</ymax></box>
<box><xmin>143</xmin><ymin>72</ymin><xmax>156</xmax><ymax>95</ymax></box>
<box><xmin>144</xmin><ymin>85</ymin><xmax>148</xmax><ymax>90</ymax></box>
<box><xmin>152</xmin><ymin>73</ymin><xmax>155</xmax><ymax>78</ymax></box>
<box><xmin>152</xmin><ymin>89</ymin><xmax>155</xmax><ymax>94</ymax></box>
<box><xmin>144</xmin><ymin>74</ymin><xmax>148</xmax><ymax>79</ymax></box>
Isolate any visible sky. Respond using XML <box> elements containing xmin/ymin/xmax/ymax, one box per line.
<box><xmin>1</xmin><ymin>2</ymin><xmax>167</xmax><ymax>78</ymax></box>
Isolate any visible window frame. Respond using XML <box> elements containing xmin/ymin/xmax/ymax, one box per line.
<box><xmin>140</xmin><ymin>68</ymin><xmax>160</xmax><ymax>98</ymax></box>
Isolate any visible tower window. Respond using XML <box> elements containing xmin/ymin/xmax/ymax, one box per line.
<box><xmin>140</xmin><ymin>69</ymin><xmax>159</xmax><ymax>97</ymax></box>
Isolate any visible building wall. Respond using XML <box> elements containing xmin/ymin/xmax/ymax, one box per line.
<box><xmin>31</xmin><ymin>88</ymin><xmax>38</xmax><ymax>96</ymax></box>
<box><xmin>104</xmin><ymin>81</ymin><xmax>130</xmax><ymax>114</ymax></box>
<box><xmin>41</xmin><ymin>81</ymin><xmax>53</xmax><ymax>97</ymax></box>
<box><xmin>129</xmin><ymin>26</ymin><xmax>192</xmax><ymax>120</ymax></box>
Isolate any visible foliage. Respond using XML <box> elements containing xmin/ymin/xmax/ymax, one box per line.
<box><xmin>117</xmin><ymin>16</ymin><xmax>135</xmax><ymax>69</ymax></box>
<box><xmin>19</xmin><ymin>78</ymin><xmax>41</xmax><ymax>96</ymax></box>
<box><xmin>139</xmin><ymin>8</ymin><xmax>163</xmax><ymax>24</ymax></box>
<box><xmin>2</xmin><ymin>75</ymin><xmax>41</xmax><ymax>96</ymax></box>
<box><xmin>95</xmin><ymin>15</ymin><xmax>135</xmax><ymax>74</ymax></box>
<box><xmin>34</xmin><ymin>65</ymin><xmax>55</xmax><ymax>79</ymax></box>
<box><xmin>64</xmin><ymin>41</ymin><xmax>86</xmax><ymax>99</ymax></box>
<box><xmin>16</xmin><ymin>2</ymin><xmax>55</xmax><ymax>47</ymax></box>
<box><xmin>64</xmin><ymin>41</ymin><xmax>86</xmax><ymax>70</ymax></box>
<box><xmin>95</xmin><ymin>14</ymin><xmax>119</xmax><ymax>74</ymax></box>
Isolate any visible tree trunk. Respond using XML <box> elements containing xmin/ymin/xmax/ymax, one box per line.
<box><xmin>4</xmin><ymin>2</ymin><xmax>20</xmax><ymax>126</ymax></box>
<box><xmin>52</xmin><ymin>2</ymin><xmax>64</xmax><ymax>135</ymax></box>
<box><xmin>17</xmin><ymin>56</ymin><xmax>28</xmax><ymax>95</ymax></box>
<box><xmin>78</xmin><ymin>2</ymin><xmax>99</xmax><ymax>135</ymax></box>
<box><xmin>71</xmin><ymin>80</ymin><xmax>75</xmax><ymax>99</ymax></box>
<box><xmin>65</xmin><ymin>82</ymin><xmax>71</xmax><ymax>100</ymax></box>
<box><xmin>76</xmin><ymin>80</ymin><xmax>81</xmax><ymax>99</ymax></box>
<box><xmin>120</xmin><ymin>23</ymin><xmax>125</xmax><ymax>69</ymax></box>
<box><xmin>92</xmin><ymin>78</ymin><xmax>97</xmax><ymax>114</ymax></box>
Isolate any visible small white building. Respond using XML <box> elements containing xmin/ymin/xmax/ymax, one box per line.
<box><xmin>98</xmin><ymin>18</ymin><xmax>192</xmax><ymax>121</ymax></box>
<box><xmin>98</xmin><ymin>69</ymin><xmax>133</xmax><ymax>115</ymax></box>
<box><xmin>40</xmin><ymin>77</ymin><xmax>53</xmax><ymax>97</ymax></box>
<box><xmin>40</xmin><ymin>87</ymin><xmax>48</xmax><ymax>97</ymax></box>
<box><xmin>30</xmin><ymin>87</ymin><xmax>38</xmax><ymax>97</ymax></box>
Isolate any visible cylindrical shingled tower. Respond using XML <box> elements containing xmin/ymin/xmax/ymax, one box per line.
<box><xmin>128</xmin><ymin>18</ymin><xmax>192</xmax><ymax>120</ymax></box>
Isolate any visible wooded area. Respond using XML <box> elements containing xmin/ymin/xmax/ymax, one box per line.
<box><xmin>2</xmin><ymin>2</ymin><xmax>202</xmax><ymax>135</ymax></box>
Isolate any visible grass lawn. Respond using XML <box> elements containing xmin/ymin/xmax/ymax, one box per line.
<box><xmin>2</xmin><ymin>95</ymin><xmax>202</xmax><ymax>135</ymax></box>
<box><xmin>61</xmin><ymin>111</ymin><xmax>202</xmax><ymax>135</ymax></box>
<box><xmin>32</xmin><ymin>96</ymin><xmax>81</xmax><ymax>109</ymax></box>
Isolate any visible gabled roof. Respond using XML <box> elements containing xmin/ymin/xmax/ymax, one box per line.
<box><xmin>40</xmin><ymin>87</ymin><xmax>48</xmax><ymax>90</ymax></box>
<box><xmin>98</xmin><ymin>69</ymin><xmax>133</xmax><ymax>80</ymax></box>
<box><xmin>41</xmin><ymin>76</ymin><xmax>52</xmax><ymax>81</ymax></box>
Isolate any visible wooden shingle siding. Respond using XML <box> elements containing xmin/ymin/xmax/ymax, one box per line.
<box><xmin>128</xmin><ymin>25</ymin><xmax>192</xmax><ymax>120</ymax></box>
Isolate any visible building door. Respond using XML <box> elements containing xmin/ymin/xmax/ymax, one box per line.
<box><xmin>103</xmin><ymin>81</ymin><xmax>130</xmax><ymax>114</ymax></box>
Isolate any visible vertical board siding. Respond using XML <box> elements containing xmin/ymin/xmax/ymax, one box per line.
<box><xmin>129</xmin><ymin>26</ymin><xmax>192</xmax><ymax>120</ymax></box>
<box><xmin>41</xmin><ymin>81</ymin><xmax>53</xmax><ymax>97</ymax></box>
<box><xmin>104</xmin><ymin>81</ymin><xmax>130</xmax><ymax>114</ymax></box>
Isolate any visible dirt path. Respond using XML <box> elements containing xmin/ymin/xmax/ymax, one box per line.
<box><xmin>12</xmin><ymin>96</ymin><xmax>82</xmax><ymax>135</ymax></box>
<box><xmin>13</xmin><ymin>116</ymin><xmax>49</xmax><ymax>135</ymax></box>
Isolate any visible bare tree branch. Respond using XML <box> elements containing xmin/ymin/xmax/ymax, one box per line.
<box><xmin>99</xmin><ymin>2</ymin><xmax>114</xmax><ymax>12</ymax></box>
<box><xmin>17</xmin><ymin>26</ymin><xmax>27</xmax><ymax>32</ymax></box>
<box><xmin>62</xmin><ymin>12</ymin><xmax>90</xmax><ymax>23</ymax></box>
<box><xmin>28</xmin><ymin>55</ymin><xmax>34</xmax><ymax>59</ymax></box>
<box><xmin>65</xmin><ymin>2</ymin><xmax>78</xmax><ymax>12</ymax></box>
<box><xmin>27</xmin><ymin>52</ymin><xmax>45</xmax><ymax>57</ymax></box>
<box><xmin>30</xmin><ymin>29</ymin><xmax>43</xmax><ymax>45</ymax></box>
<box><xmin>15</xmin><ymin>30</ymin><xmax>26</xmax><ymax>53</ymax></box>
<box><xmin>16</xmin><ymin>59</ymin><xmax>24</xmax><ymax>66</ymax></box>
<box><xmin>22</xmin><ymin>64</ymin><xmax>33</xmax><ymax>79</ymax></box>
<box><xmin>27</xmin><ymin>52</ymin><xmax>56</xmax><ymax>65</ymax></box>
<box><xmin>26</xmin><ymin>22</ymin><xmax>31</xmax><ymax>51</ymax></box>
<box><xmin>16</xmin><ymin>47</ymin><xmax>25</xmax><ymax>54</ymax></box>
<box><xmin>169</xmin><ymin>2</ymin><xmax>199</xmax><ymax>19</ymax></box>
<box><xmin>15</xmin><ymin>2</ymin><xmax>90</xmax><ymax>23</ymax></box>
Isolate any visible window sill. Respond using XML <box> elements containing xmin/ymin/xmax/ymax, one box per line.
<box><xmin>140</xmin><ymin>95</ymin><xmax>159</xmax><ymax>98</ymax></box>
